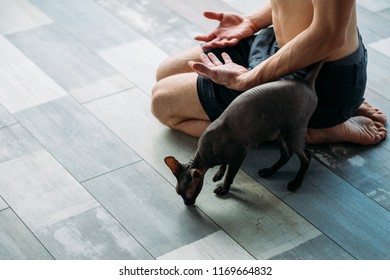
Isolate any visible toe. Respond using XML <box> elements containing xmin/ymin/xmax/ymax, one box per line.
<box><xmin>355</xmin><ymin>101</ymin><xmax>387</xmax><ymax>125</ymax></box>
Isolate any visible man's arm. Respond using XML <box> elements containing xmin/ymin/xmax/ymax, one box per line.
<box><xmin>241</xmin><ymin>0</ymin><xmax>356</xmax><ymax>89</ymax></box>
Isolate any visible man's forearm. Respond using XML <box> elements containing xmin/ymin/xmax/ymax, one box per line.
<box><xmin>239</xmin><ymin>27</ymin><xmax>342</xmax><ymax>90</ymax></box>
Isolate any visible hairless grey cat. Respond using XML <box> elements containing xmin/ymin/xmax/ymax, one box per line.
<box><xmin>165</xmin><ymin>61</ymin><xmax>323</xmax><ymax>205</ymax></box>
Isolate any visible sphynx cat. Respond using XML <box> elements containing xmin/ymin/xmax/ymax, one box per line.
<box><xmin>165</xmin><ymin>61</ymin><xmax>323</xmax><ymax>205</ymax></box>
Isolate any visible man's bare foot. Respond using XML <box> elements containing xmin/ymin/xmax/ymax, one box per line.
<box><xmin>306</xmin><ymin>116</ymin><xmax>387</xmax><ymax>145</ymax></box>
<box><xmin>354</xmin><ymin>101</ymin><xmax>387</xmax><ymax>125</ymax></box>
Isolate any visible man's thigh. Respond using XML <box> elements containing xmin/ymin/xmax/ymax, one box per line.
<box><xmin>156</xmin><ymin>46</ymin><xmax>204</xmax><ymax>81</ymax></box>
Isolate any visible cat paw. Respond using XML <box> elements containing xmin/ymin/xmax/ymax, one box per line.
<box><xmin>214</xmin><ymin>186</ymin><xmax>229</xmax><ymax>196</ymax></box>
<box><xmin>213</xmin><ymin>166</ymin><xmax>226</xmax><ymax>182</ymax></box>
<box><xmin>287</xmin><ymin>179</ymin><xmax>302</xmax><ymax>192</ymax></box>
<box><xmin>258</xmin><ymin>168</ymin><xmax>275</xmax><ymax>178</ymax></box>
<box><xmin>213</xmin><ymin>171</ymin><xmax>224</xmax><ymax>182</ymax></box>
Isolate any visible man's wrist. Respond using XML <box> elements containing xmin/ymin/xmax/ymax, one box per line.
<box><xmin>231</xmin><ymin>71</ymin><xmax>257</xmax><ymax>91</ymax></box>
<box><xmin>245</xmin><ymin>16</ymin><xmax>259</xmax><ymax>33</ymax></box>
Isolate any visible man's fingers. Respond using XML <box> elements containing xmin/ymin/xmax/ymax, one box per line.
<box><xmin>226</xmin><ymin>38</ymin><xmax>239</xmax><ymax>46</ymax></box>
<box><xmin>188</xmin><ymin>61</ymin><xmax>213</xmax><ymax>78</ymax></box>
<box><xmin>202</xmin><ymin>37</ymin><xmax>239</xmax><ymax>49</ymax></box>
<box><xmin>203</xmin><ymin>11</ymin><xmax>224</xmax><ymax>21</ymax></box>
<box><xmin>199</xmin><ymin>53</ymin><xmax>215</xmax><ymax>67</ymax></box>
<box><xmin>207</xmin><ymin>52</ymin><xmax>223</xmax><ymax>66</ymax></box>
<box><xmin>199</xmin><ymin>52</ymin><xmax>228</xmax><ymax>67</ymax></box>
<box><xmin>194</xmin><ymin>32</ymin><xmax>216</xmax><ymax>42</ymax></box>
<box><xmin>221</xmin><ymin>52</ymin><xmax>233</xmax><ymax>64</ymax></box>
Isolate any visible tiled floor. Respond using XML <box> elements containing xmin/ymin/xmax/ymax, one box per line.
<box><xmin>0</xmin><ymin>0</ymin><xmax>389</xmax><ymax>260</ymax></box>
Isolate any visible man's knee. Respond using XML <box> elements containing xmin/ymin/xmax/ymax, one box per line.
<box><xmin>151</xmin><ymin>82</ymin><xmax>165</xmax><ymax>120</ymax></box>
<box><xmin>151</xmin><ymin>82</ymin><xmax>173</xmax><ymax>126</ymax></box>
<box><xmin>155</xmin><ymin>57</ymin><xmax>173</xmax><ymax>81</ymax></box>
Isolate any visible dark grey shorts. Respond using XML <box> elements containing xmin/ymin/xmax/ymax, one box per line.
<box><xmin>197</xmin><ymin>27</ymin><xmax>367</xmax><ymax>128</ymax></box>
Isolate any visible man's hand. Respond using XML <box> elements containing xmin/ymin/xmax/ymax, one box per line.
<box><xmin>189</xmin><ymin>52</ymin><xmax>250</xmax><ymax>91</ymax></box>
<box><xmin>195</xmin><ymin>11</ymin><xmax>257</xmax><ymax>50</ymax></box>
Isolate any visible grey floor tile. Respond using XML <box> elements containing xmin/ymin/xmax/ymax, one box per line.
<box><xmin>6</xmin><ymin>23</ymin><xmax>133</xmax><ymax>103</ymax></box>
<box><xmin>0</xmin><ymin>0</ymin><xmax>52</xmax><ymax>35</ymax></box>
<box><xmin>30</xmin><ymin>0</ymin><xmax>142</xmax><ymax>52</ymax></box>
<box><xmin>0</xmin><ymin>197</ymin><xmax>8</xmax><ymax>211</ymax></box>
<box><xmin>359</xmin><ymin>27</ymin><xmax>385</xmax><ymax>44</ymax></box>
<box><xmin>0</xmin><ymin>150</ymin><xmax>99</xmax><ymax>232</ymax></box>
<box><xmin>0</xmin><ymin>104</ymin><xmax>17</xmax><ymax>129</ymax></box>
<box><xmin>69</xmin><ymin>76</ymin><xmax>135</xmax><ymax>104</ymax></box>
<box><xmin>242</xmin><ymin>146</ymin><xmax>390</xmax><ymax>259</ymax></box>
<box><xmin>310</xmin><ymin>143</ymin><xmax>390</xmax><ymax>211</ymax></box>
<box><xmin>357</xmin><ymin>5</ymin><xmax>390</xmax><ymax>41</ymax></box>
<box><xmin>36</xmin><ymin>206</ymin><xmax>153</xmax><ymax>260</ymax></box>
<box><xmin>358</xmin><ymin>5</ymin><xmax>390</xmax><ymax>43</ymax></box>
<box><xmin>158</xmin><ymin>230</ymin><xmax>254</xmax><ymax>260</ymax></box>
<box><xmin>161</xmin><ymin>0</ymin><xmax>237</xmax><ymax>32</ymax></box>
<box><xmin>0</xmin><ymin>209</ymin><xmax>52</xmax><ymax>260</ymax></box>
<box><xmin>357</xmin><ymin>0</ymin><xmax>390</xmax><ymax>13</ymax></box>
<box><xmin>84</xmin><ymin>88</ymin><xmax>198</xmax><ymax>181</ymax></box>
<box><xmin>98</xmin><ymin>39</ymin><xmax>167</xmax><ymax>95</ymax></box>
<box><xmin>222</xmin><ymin>0</ymin><xmax>269</xmax><ymax>13</ymax></box>
<box><xmin>95</xmin><ymin>0</ymin><xmax>200</xmax><ymax>54</ymax></box>
<box><xmin>270</xmin><ymin>234</ymin><xmax>354</xmax><ymax>260</ymax></box>
<box><xmin>0</xmin><ymin>34</ymin><xmax>68</xmax><ymax>113</ymax></box>
<box><xmin>379</xmin><ymin>7</ymin><xmax>390</xmax><ymax>21</ymax></box>
<box><xmin>0</xmin><ymin>124</ymin><xmax>42</xmax><ymax>165</ymax></box>
<box><xmin>366</xmin><ymin>46</ymin><xmax>390</xmax><ymax>99</ymax></box>
<box><xmin>370</xmin><ymin>36</ymin><xmax>390</xmax><ymax>57</ymax></box>
<box><xmin>15</xmin><ymin>96</ymin><xmax>140</xmax><ymax>182</ymax></box>
<box><xmin>82</xmin><ymin>161</ymin><xmax>219</xmax><ymax>258</ymax></box>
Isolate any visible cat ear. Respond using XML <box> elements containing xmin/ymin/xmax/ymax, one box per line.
<box><xmin>164</xmin><ymin>156</ymin><xmax>181</xmax><ymax>178</ymax></box>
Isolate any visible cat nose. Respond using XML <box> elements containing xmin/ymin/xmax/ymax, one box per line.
<box><xmin>184</xmin><ymin>199</ymin><xmax>195</xmax><ymax>206</ymax></box>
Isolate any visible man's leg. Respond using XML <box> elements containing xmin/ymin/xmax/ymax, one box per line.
<box><xmin>152</xmin><ymin>45</ymin><xmax>211</xmax><ymax>138</ymax></box>
<box><xmin>156</xmin><ymin>45</ymin><xmax>204</xmax><ymax>81</ymax></box>
<box><xmin>152</xmin><ymin>72</ymin><xmax>210</xmax><ymax>138</ymax></box>
<box><xmin>151</xmin><ymin>72</ymin><xmax>210</xmax><ymax>137</ymax></box>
